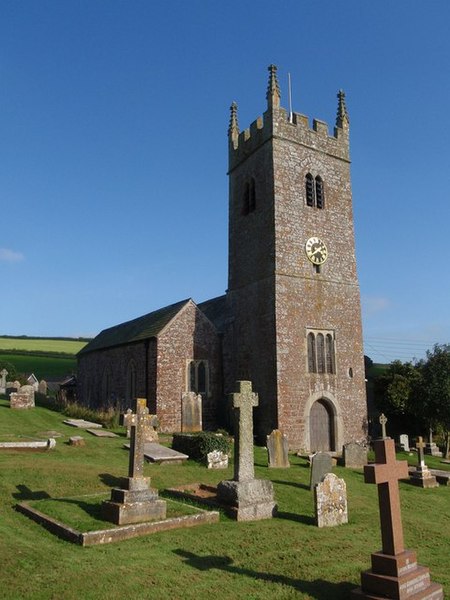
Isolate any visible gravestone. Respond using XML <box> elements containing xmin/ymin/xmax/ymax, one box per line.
<box><xmin>10</xmin><ymin>391</ymin><xmax>35</xmax><ymax>409</ymax></box>
<box><xmin>217</xmin><ymin>381</ymin><xmax>276</xmax><ymax>521</ymax></box>
<box><xmin>351</xmin><ymin>438</ymin><xmax>443</xmax><ymax>599</ymax></box>
<box><xmin>27</xmin><ymin>374</ymin><xmax>39</xmax><ymax>391</ymax></box>
<box><xmin>343</xmin><ymin>442</ymin><xmax>368</xmax><ymax>468</ymax></box>
<box><xmin>0</xmin><ymin>438</ymin><xmax>56</xmax><ymax>451</ymax></box>
<box><xmin>399</xmin><ymin>434</ymin><xmax>410</xmax><ymax>452</ymax></box>
<box><xmin>0</xmin><ymin>368</ymin><xmax>8</xmax><ymax>394</ymax></box>
<box><xmin>207</xmin><ymin>449</ymin><xmax>228</xmax><ymax>469</ymax></box>
<box><xmin>123</xmin><ymin>408</ymin><xmax>158</xmax><ymax>441</ymax></box>
<box><xmin>379</xmin><ymin>413</ymin><xmax>388</xmax><ymax>439</ymax></box>
<box><xmin>310</xmin><ymin>452</ymin><xmax>333</xmax><ymax>490</ymax></box>
<box><xmin>266</xmin><ymin>429</ymin><xmax>290</xmax><ymax>468</ymax></box>
<box><xmin>181</xmin><ymin>392</ymin><xmax>202</xmax><ymax>433</ymax></box>
<box><xmin>38</xmin><ymin>380</ymin><xmax>48</xmax><ymax>395</ymax></box>
<box><xmin>69</xmin><ymin>436</ymin><xmax>85</xmax><ymax>447</ymax></box>
<box><xmin>102</xmin><ymin>398</ymin><xmax>166</xmax><ymax>525</ymax></box>
<box><xmin>425</xmin><ymin>428</ymin><xmax>443</xmax><ymax>457</ymax></box>
<box><xmin>410</xmin><ymin>437</ymin><xmax>438</xmax><ymax>488</ymax></box>
<box><xmin>314</xmin><ymin>473</ymin><xmax>348</xmax><ymax>528</ymax></box>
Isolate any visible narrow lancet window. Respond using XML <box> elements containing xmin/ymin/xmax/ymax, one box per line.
<box><xmin>315</xmin><ymin>176</ymin><xmax>325</xmax><ymax>209</ymax></box>
<box><xmin>306</xmin><ymin>173</ymin><xmax>315</xmax><ymax>207</ymax></box>
<box><xmin>316</xmin><ymin>333</ymin><xmax>325</xmax><ymax>373</ymax></box>
<box><xmin>307</xmin><ymin>332</ymin><xmax>316</xmax><ymax>373</ymax></box>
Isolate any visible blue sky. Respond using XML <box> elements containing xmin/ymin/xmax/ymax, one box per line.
<box><xmin>1</xmin><ymin>0</ymin><xmax>449</xmax><ymax>364</ymax></box>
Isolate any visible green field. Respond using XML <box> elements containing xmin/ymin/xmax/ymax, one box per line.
<box><xmin>0</xmin><ymin>337</ymin><xmax>87</xmax><ymax>354</ymax></box>
<box><xmin>0</xmin><ymin>336</ymin><xmax>87</xmax><ymax>381</ymax></box>
<box><xmin>0</xmin><ymin>398</ymin><xmax>448</xmax><ymax>600</ymax></box>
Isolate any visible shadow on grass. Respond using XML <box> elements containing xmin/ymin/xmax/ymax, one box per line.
<box><xmin>99</xmin><ymin>473</ymin><xmax>123</xmax><ymax>488</ymax></box>
<box><xmin>276</xmin><ymin>510</ymin><xmax>315</xmax><ymax>525</ymax></box>
<box><xmin>13</xmin><ymin>484</ymin><xmax>51</xmax><ymax>501</ymax></box>
<box><xmin>174</xmin><ymin>549</ymin><xmax>354</xmax><ymax>599</ymax></box>
<box><xmin>51</xmin><ymin>496</ymin><xmax>105</xmax><ymax>521</ymax></box>
<box><xmin>271</xmin><ymin>478</ymin><xmax>310</xmax><ymax>491</ymax></box>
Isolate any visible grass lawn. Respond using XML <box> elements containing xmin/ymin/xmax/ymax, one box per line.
<box><xmin>0</xmin><ymin>352</ymin><xmax>77</xmax><ymax>380</ymax></box>
<box><xmin>0</xmin><ymin>397</ymin><xmax>448</xmax><ymax>600</ymax></box>
<box><xmin>0</xmin><ymin>337</ymin><xmax>87</xmax><ymax>354</ymax></box>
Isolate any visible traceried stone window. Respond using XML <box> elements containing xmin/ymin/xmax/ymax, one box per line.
<box><xmin>306</xmin><ymin>329</ymin><xmax>336</xmax><ymax>374</ymax></box>
<box><xmin>187</xmin><ymin>360</ymin><xmax>210</xmax><ymax>396</ymax></box>
<box><xmin>305</xmin><ymin>173</ymin><xmax>325</xmax><ymax>209</ymax></box>
<box><xmin>242</xmin><ymin>177</ymin><xmax>256</xmax><ymax>215</ymax></box>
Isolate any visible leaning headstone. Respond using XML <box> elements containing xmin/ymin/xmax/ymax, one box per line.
<box><xmin>102</xmin><ymin>398</ymin><xmax>166</xmax><ymax>525</ymax></box>
<box><xmin>343</xmin><ymin>442</ymin><xmax>368</xmax><ymax>468</ymax></box>
<box><xmin>398</xmin><ymin>434</ymin><xmax>410</xmax><ymax>452</ymax></box>
<box><xmin>267</xmin><ymin>429</ymin><xmax>290</xmax><ymax>468</ymax></box>
<box><xmin>351</xmin><ymin>438</ymin><xmax>443</xmax><ymax>599</ymax></box>
<box><xmin>181</xmin><ymin>392</ymin><xmax>202</xmax><ymax>433</ymax></box>
<box><xmin>217</xmin><ymin>381</ymin><xmax>276</xmax><ymax>521</ymax></box>
<box><xmin>10</xmin><ymin>391</ymin><xmax>35</xmax><ymax>409</ymax></box>
<box><xmin>207</xmin><ymin>450</ymin><xmax>229</xmax><ymax>469</ymax></box>
<box><xmin>310</xmin><ymin>452</ymin><xmax>333</xmax><ymax>490</ymax></box>
<box><xmin>410</xmin><ymin>437</ymin><xmax>438</xmax><ymax>488</ymax></box>
<box><xmin>314</xmin><ymin>473</ymin><xmax>348</xmax><ymax>528</ymax></box>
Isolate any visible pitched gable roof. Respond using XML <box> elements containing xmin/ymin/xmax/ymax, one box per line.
<box><xmin>78</xmin><ymin>299</ymin><xmax>190</xmax><ymax>356</ymax></box>
<box><xmin>198</xmin><ymin>295</ymin><xmax>228</xmax><ymax>333</ymax></box>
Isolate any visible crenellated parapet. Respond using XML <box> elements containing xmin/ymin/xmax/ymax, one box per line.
<box><xmin>228</xmin><ymin>65</ymin><xmax>350</xmax><ymax>172</ymax></box>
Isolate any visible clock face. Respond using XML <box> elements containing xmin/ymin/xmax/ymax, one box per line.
<box><xmin>305</xmin><ymin>236</ymin><xmax>328</xmax><ymax>265</ymax></box>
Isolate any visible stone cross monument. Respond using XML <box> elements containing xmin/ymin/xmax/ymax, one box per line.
<box><xmin>410</xmin><ymin>436</ymin><xmax>438</xmax><ymax>489</ymax></box>
<box><xmin>217</xmin><ymin>381</ymin><xmax>276</xmax><ymax>521</ymax></box>
<box><xmin>352</xmin><ymin>438</ymin><xmax>443</xmax><ymax>599</ymax></box>
<box><xmin>102</xmin><ymin>398</ymin><xmax>166</xmax><ymax>525</ymax></box>
<box><xmin>0</xmin><ymin>368</ymin><xmax>8</xmax><ymax>393</ymax></box>
<box><xmin>379</xmin><ymin>413</ymin><xmax>388</xmax><ymax>439</ymax></box>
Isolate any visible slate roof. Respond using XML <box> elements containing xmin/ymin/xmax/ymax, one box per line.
<box><xmin>77</xmin><ymin>299</ymin><xmax>191</xmax><ymax>356</ymax></box>
<box><xmin>198</xmin><ymin>295</ymin><xmax>228</xmax><ymax>334</ymax></box>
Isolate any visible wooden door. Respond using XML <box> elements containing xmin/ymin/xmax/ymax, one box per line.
<box><xmin>309</xmin><ymin>399</ymin><xmax>334</xmax><ymax>452</ymax></box>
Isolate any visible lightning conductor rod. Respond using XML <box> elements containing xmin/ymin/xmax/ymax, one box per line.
<box><xmin>288</xmin><ymin>72</ymin><xmax>293</xmax><ymax>123</ymax></box>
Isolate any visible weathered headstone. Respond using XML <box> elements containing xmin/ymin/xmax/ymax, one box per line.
<box><xmin>314</xmin><ymin>473</ymin><xmax>348</xmax><ymax>528</ymax></box>
<box><xmin>410</xmin><ymin>437</ymin><xmax>438</xmax><ymax>488</ymax></box>
<box><xmin>351</xmin><ymin>438</ymin><xmax>443</xmax><ymax>599</ymax></box>
<box><xmin>343</xmin><ymin>442</ymin><xmax>368</xmax><ymax>468</ymax></box>
<box><xmin>10</xmin><ymin>391</ymin><xmax>35</xmax><ymax>409</ymax></box>
<box><xmin>207</xmin><ymin>449</ymin><xmax>229</xmax><ymax>469</ymax></box>
<box><xmin>102</xmin><ymin>398</ymin><xmax>166</xmax><ymax>525</ymax></box>
<box><xmin>310</xmin><ymin>452</ymin><xmax>333</xmax><ymax>490</ymax></box>
<box><xmin>399</xmin><ymin>434</ymin><xmax>410</xmax><ymax>452</ymax></box>
<box><xmin>425</xmin><ymin>428</ymin><xmax>443</xmax><ymax>457</ymax></box>
<box><xmin>0</xmin><ymin>368</ymin><xmax>8</xmax><ymax>394</ymax></box>
<box><xmin>379</xmin><ymin>413</ymin><xmax>388</xmax><ymax>439</ymax></box>
<box><xmin>181</xmin><ymin>392</ymin><xmax>202</xmax><ymax>433</ymax></box>
<box><xmin>266</xmin><ymin>429</ymin><xmax>290</xmax><ymax>468</ymax></box>
<box><xmin>38</xmin><ymin>380</ymin><xmax>48</xmax><ymax>396</ymax></box>
<box><xmin>217</xmin><ymin>381</ymin><xmax>276</xmax><ymax>521</ymax></box>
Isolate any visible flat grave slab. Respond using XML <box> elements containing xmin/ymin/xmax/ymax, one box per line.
<box><xmin>64</xmin><ymin>419</ymin><xmax>103</xmax><ymax>429</ymax></box>
<box><xmin>86</xmin><ymin>429</ymin><xmax>118</xmax><ymax>438</ymax></box>
<box><xmin>0</xmin><ymin>438</ymin><xmax>56</xmax><ymax>451</ymax></box>
<box><xmin>123</xmin><ymin>442</ymin><xmax>188</xmax><ymax>464</ymax></box>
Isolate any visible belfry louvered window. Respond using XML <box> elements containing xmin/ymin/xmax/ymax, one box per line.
<box><xmin>242</xmin><ymin>178</ymin><xmax>256</xmax><ymax>215</ymax></box>
<box><xmin>305</xmin><ymin>173</ymin><xmax>315</xmax><ymax>206</ymax></box>
<box><xmin>315</xmin><ymin>176</ymin><xmax>325</xmax><ymax>209</ymax></box>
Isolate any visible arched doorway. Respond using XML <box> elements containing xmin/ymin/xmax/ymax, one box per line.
<box><xmin>309</xmin><ymin>399</ymin><xmax>335</xmax><ymax>452</ymax></box>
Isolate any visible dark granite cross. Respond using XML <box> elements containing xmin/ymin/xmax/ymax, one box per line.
<box><xmin>416</xmin><ymin>436</ymin><xmax>426</xmax><ymax>467</ymax></box>
<box><xmin>231</xmin><ymin>381</ymin><xmax>258</xmax><ymax>482</ymax></box>
<box><xmin>364</xmin><ymin>438</ymin><xmax>409</xmax><ymax>556</ymax></box>
<box><xmin>120</xmin><ymin>398</ymin><xmax>152</xmax><ymax>479</ymax></box>
<box><xmin>379</xmin><ymin>413</ymin><xmax>388</xmax><ymax>439</ymax></box>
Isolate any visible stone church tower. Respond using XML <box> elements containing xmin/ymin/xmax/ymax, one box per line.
<box><xmin>224</xmin><ymin>65</ymin><xmax>367</xmax><ymax>451</ymax></box>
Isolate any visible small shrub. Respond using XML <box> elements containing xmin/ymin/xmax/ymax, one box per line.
<box><xmin>172</xmin><ymin>431</ymin><xmax>232</xmax><ymax>462</ymax></box>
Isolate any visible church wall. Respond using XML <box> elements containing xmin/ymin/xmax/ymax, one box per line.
<box><xmin>77</xmin><ymin>340</ymin><xmax>156</xmax><ymax>410</ymax></box>
<box><xmin>156</xmin><ymin>301</ymin><xmax>221</xmax><ymax>433</ymax></box>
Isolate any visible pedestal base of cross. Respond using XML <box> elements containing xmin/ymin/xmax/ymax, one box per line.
<box><xmin>352</xmin><ymin>439</ymin><xmax>443</xmax><ymax>600</ymax></box>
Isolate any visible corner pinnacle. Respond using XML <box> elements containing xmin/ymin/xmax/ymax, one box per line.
<box><xmin>336</xmin><ymin>89</ymin><xmax>349</xmax><ymax>129</ymax></box>
<box><xmin>266</xmin><ymin>64</ymin><xmax>281</xmax><ymax>110</ymax></box>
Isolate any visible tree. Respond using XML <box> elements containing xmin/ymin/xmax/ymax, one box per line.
<box><xmin>0</xmin><ymin>360</ymin><xmax>18</xmax><ymax>382</ymax></box>
<box><xmin>416</xmin><ymin>344</ymin><xmax>450</xmax><ymax>458</ymax></box>
<box><xmin>374</xmin><ymin>360</ymin><xmax>421</xmax><ymax>417</ymax></box>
